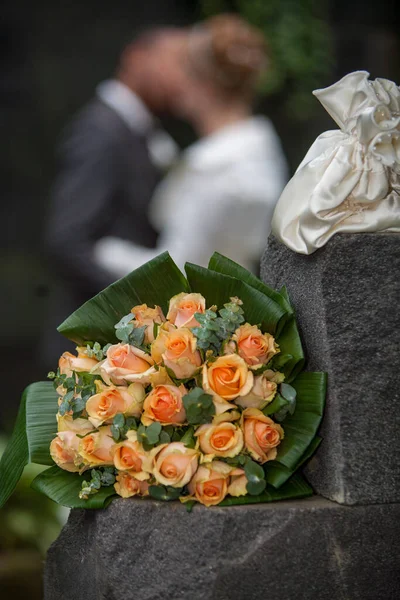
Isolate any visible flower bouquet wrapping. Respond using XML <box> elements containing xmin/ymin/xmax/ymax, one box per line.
<box><xmin>0</xmin><ymin>253</ymin><xmax>326</xmax><ymax>509</ymax></box>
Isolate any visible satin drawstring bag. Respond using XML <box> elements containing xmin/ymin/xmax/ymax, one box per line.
<box><xmin>272</xmin><ymin>71</ymin><xmax>400</xmax><ymax>254</ymax></box>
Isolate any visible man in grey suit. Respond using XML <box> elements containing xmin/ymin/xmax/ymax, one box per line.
<box><xmin>43</xmin><ymin>28</ymin><xmax>185</xmax><ymax>364</ymax></box>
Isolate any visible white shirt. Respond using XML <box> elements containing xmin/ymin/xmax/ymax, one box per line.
<box><xmin>94</xmin><ymin>116</ymin><xmax>288</xmax><ymax>273</ymax></box>
<box><xmin>96</xmin><ymin>79</ymin><xmax>178</xmax><ymax>169</ymax></box>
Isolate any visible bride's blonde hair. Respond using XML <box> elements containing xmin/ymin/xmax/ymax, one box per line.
<box><xmin>188</xmin><ymin>14</ymin><xmax>267</xmax><ymax>96</ymax></box>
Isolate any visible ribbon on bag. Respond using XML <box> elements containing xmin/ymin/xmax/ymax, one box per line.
<box><xmin>271</xmin><ymin>71</ymin><xmax>400</xmax><ymax>254</ymax></box>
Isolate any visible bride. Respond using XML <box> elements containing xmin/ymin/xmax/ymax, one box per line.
<box><xmin>94</xmin><ymin>14</ymin><xmax>287</xmax><ymax>274</ymax></box>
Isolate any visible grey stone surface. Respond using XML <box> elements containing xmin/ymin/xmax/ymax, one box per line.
<box><xmin>44</xmin><ymin>496</ymin><xmax>400</xmax><ymax>600</ymax></box>
<box><xmin>260</xmin><ymin>233</ymin><xmax>400</xmax><ymax>505</ymax></box>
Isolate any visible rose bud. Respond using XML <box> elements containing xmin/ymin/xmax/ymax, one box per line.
<box><xmin>130</xmin><ymin>303</ymin><xmax>165</xmax><ymax>343</ymax></box>
<box><xmin>242</xmin><ymin>408</ymin><xmax>284</xmax><ymax>463</ymax></box>
<box><xmin>112</xmin><ymin>431</ymin><xmax>152</xmax><ymax>480</ymax></box>
<box><xmin>235</xmin><ymin>374</ymin><xmax>277</xmax><ymax>410</ymax></box>
<box><xmin>101</xmin><ymin>343</ymin><xmax>155</xmax><ymax>385</ymax></box>
<box><xmin>151</xmin><ymin>326</ymin><xmax>201</xmax><ymax>379</ymax></box>
<box><xmin>142</xmin><ymin>384</ymin><xmax>186</xmax><ymax>426</ymax></box>
<box><xmin>114</xmin><ymin>472</ymin><xmax>149</xmax><ymax>498</ymax></box>
<box><xmin>226</xmin><ymin>324</ymin><xmax>279</xmax><ymax>369</ymax></box>
<box><xmin>166</xmin><ymin>292</ymin><xmax>206</xmax><ymax>328</ymax></box>
<box><xmin>58</xmin><ymin>351</ymin><xmax>99</xmax><ymax>377</ymax></box>
<box><xmin>187</xmin><ymin>461</ymin><xmax>235</xmax><ymax>507</ymax></box>
<box><xmin>78</xmin><ymin>425</ymin><xmax>115</xmax><ymax>468</ymax></box>
<box><xmin>195</xmin><ymin>421</ymin><xmax>243</xmax><ymax>458</ymax></box>
<box><xmin>86</xmin><ymin>383</ymin><xmax>145</xmax><ymax>428</ymax></box>
<box><xmin>151</xmin><ymin>442</ymin><xmax>199</xmax><ymax>488</ymax></box>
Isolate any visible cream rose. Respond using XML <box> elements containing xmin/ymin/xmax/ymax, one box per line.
<box><xmin>166</xmin><ymin>292</ymin><xmax>206</xmax><ymax>328</ymax></box>
<box><xmin>242</xmin><ymin>408</ymin><xmax>284</xmax><ymax>463</ymax></box>
<box><xmin>131</xmin><ymin>303</ymin><xmax>166</xmax><ymax>343</ymax></box>
<box><xmin>58</xmin><ymin>351</ymin><xmax>99</xmax><ymax>377</ymax></box>
<box><xmin>203</xmin><ymin>354</ymin><xmax>253</xmax><ymax>405</ymax></box>
<box><xmin>114</xmin><ymin>472</ymin><xmax>149</xmax><ymax>498</ymax></box>
<box><xmin>195</xmin><ymin>421</ymin><xmax>243</xmax><ymax>458</ymax></box>
<box><xmin>235</xmin><ymin>374</ymin><xmax>277</xmax><ymax>410</ymax></box>
<box><xmin>151</xmin><ymin>442</ymin><xmax>199</xmax><ymax>488</ymax></box>
<box><xmin>78</xmin><ymin>425</ymin><xmax>115</xmax><ymax>468</ymax></box>
<box><xmin>50</xmin><ymin>431</ymin><xmax>81</xmax><ymax>472</ymax></box>
<box><xmin>57</xmin><ymin>414</ymin><xmax>95</xmax><ymax>435</ymax></box>
<box><xmin>86</xmin><ymin>383</ymin><xmax>145</xmax><ymax>428</ymax></box>
<box><xmin>142</xmin><ymin>384</ymin><xmax>186</xmax><ymax>426</ymax></box>
<box><xmin>228</xmin><ymin>324</ymin><xmax>279</xmax><ymax>369</ymax></box>
<box><xmin>101</xmin><ymin>343</ymin><xmax>155</xmax><ymax>385</ymax></box>
<box><xmin>151</xmin><ymin>326</ymin><xmax>201</xmax><ymax>379</ymax></box>
<box><xmin>187</xmin><ymin>461</ymin><xmax>235</xmax><ymax>507</ymax></box>
<box><xmin>112</xmin><ymin>431</ymin><xmax>152</xmax><ymax>480</ymax></box>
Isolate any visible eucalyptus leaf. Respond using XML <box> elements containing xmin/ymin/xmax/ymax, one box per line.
<box><xmin>185</xmin><ymin>263</ymin><xmax>286</xmax><ymax>336</ymax></box>
<box><xmin>31</xmin><ymin>466</ymin><xmax>117</xmax><ymax>508</ymax></box>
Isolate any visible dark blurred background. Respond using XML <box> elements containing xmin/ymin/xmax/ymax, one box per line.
<box><xmin>0</xmin><ymin>0</ymin><xmax>399</xmax><ymax>595</ymax></box>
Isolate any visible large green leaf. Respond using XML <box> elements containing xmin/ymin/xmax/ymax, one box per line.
<box><xmin>26</xmin><ymin>381</ymin><xmax>58</xmax><ymax>465</ymax></box>
<box><xmin>218</xmin><ymin>472</ymin><xmax>312</xmax><ymax>506</ymax></box>
<box><xmin>208</xmin><ymin>252</ymin><xmax>293</xmax><ymax>331</ymax></box>
<box><xmin>31</xmin><ymin>466</ymin><xmax>117</xmax><ymax>509</ymax></box>
<box><xmin>275</xmin><ymin>286</ymin><xmax>305</xmax><ymax>382</ymax></box>
<box><xmin>185</xmin><ymin>263</ymin><xmax>286</xmax><ymax>336</ymax></box>
<box><xmin>266</xmin><ymin>436</ymin><xmax>322</xmax><ymax>488</ymax></box>
<box><xmin>0</xmin><ymin>389</ymin><xmax>29</xmax><ymax>508</ymax></box>
<box><xmin>266</xmin><ymin>372</ymin><xmax>326</xmax><ymax>488</ymax></box>
<box><xmin>58</xmin><ymin>252</ymin><xmax>189</xmax><ymax>345</ymax></box>
<box><xmin>0</xmin><ymin>381</ymin><xmax>58</xmax><ymax>508</ymax></box>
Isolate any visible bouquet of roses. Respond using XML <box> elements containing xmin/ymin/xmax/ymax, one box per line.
<box><xmin>0</xmin><ymin>253</ymin><xmax>326</xmax><ymax>510</ymax></box>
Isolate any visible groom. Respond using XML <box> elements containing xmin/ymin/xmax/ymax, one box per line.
<box><xmin>43</xmin><ymin>28</ymin><xmax>185</xmax><ymax>364</ymax></box>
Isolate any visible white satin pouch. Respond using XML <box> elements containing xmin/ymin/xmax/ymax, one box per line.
<box><xmin>271</xmin><ymin>71</ymin><xmax>400</xmax><ymax>254</ymax></box>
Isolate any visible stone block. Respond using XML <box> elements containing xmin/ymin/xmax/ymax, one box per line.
<box><xmin>44</xmin><ymin>497</ymin><xmax>400</xmax><ymax>600</ymax></box>
<box><xmin>260</xmin><ymin>233</ymin><xmax>400</xmax><ymax>505</ymax></box>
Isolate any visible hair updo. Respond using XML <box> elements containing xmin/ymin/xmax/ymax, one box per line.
<box><xmin>188</xmin><ymin>14</ymin><xmax>268</xmax><ymax>95</ymax></box>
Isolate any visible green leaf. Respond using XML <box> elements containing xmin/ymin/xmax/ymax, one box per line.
<box><xmin>25</xmin><ymin>382</ymin><xmax>58</xmax><ymax>465</ymax></box>
<box><xmin>180</xmin><ymin>426</ymin><xmax>196</xmax><ymax>448</ymax></box>
<box><xmin>58</xmin><ymin>252</ymin><xmax>189</xmax><ymax>345</ymax></box>
<box><xmin>149</xmin><ymin>485</ymin><xmax>182</xmax><ymax>501</ymax></box>
<box><xmin>218</xmin><ymin>472</ymin><xmax>313</xmax><ymax>506</ymax></box>
<box><xmin>265</xmin><ymin>436</ymin><xmax>322</xmax><ymax>489</ymax></box>
<box><xmin>262</xmin><ymin>393</ymin><xmax>288</xmax><ymax>416</ymax></box>
<box><xmin>207</xmin><ymin>252</ymin><xmax>293</xmax><ymax>334</ymax></box>
<box><xmin>185</xmin><ymin>263</ymin><xmax>287</xmax><ymax>336</ymax></box>
<box><xmin>31</xmin><ymin>466</ymin><xmax>117</xmax><ymax>508</ymax></box>
<box><xmin>113</xmin><ymin>413</ymin><xmax>125</xmax><ymax>429</ymax></box>
<box><xmin>246</xmin><ymin>479</ymin><xmax>267</xmax><ymax>495</ymax></box>
<box><xmin>183</xmin><ymin>387</ymin><xmax>215</xmax><ymax>425</ymax></box>
<box><xmin>244</xmin><ymin>460</ymin><xmax>265</xmax><ymax>484</ymax></box>
<box><xmin>0</xmin><ymin>388</ymin><xmax>29</xmax><ymax>508</ymax></box>
<box><xmin>266</xmin><ymin>372</ymin><xmax>326</xmax><ymax>488</ymax></box>
<box><xmin>275</xmin><ymin>287</ymin><xmax>305</xmax><ymax>382</ymax></box>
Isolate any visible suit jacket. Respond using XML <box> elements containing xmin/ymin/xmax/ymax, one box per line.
<box><xmin>42</xmin><ymin>98</ymin><xmax>160</xmax><ymax>364</ymax></box>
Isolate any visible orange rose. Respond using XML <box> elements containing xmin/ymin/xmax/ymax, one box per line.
<box><xmin>151</xmin><ymin>326</ymin><xmax>201</xmax><ymax>379</ymax></box>
<box><xmin>203</xmin><ymin>354</ymin><xmax>253</xmax><ymax>403</ymax></box>
<box><xmin>242</xmin><ymin>408</ymin><xmax>284</xmax><ymax>463</ymax></box>
<box><xmin>78</xmin><ymin>425</ymin><xmax>115</xmax><ymax>468</ymax></box>
<box><xmin>114</xmin><ymin>472</ymin><xmax>149</xmax><ymax>498</ymax></box>
<box><xmin>229</xmin><ymin>324</ymin><xmax>279</xmax><ymax>369</ymax></box>
<box><xmin>131</xmin><ymin>303</ymin><xmax>165</xmax><ymax>343</ymax></box>
<box><xmin>187</xmin><ymin>461</ymin><xmax>235</xmax><ymax>507</ymax></box>
<box><xmin>195</xmin><ymin>421</ymin><xmax>243</xmax><ymax>458</ymax></box>
<box><xmin>166</xmin><ymin>292</ymin><xmax>206</xmax><ymax>328</ymax></box>
<box><xmin>86</xmin><ymin>383</ymin><xmax>145</xmax><ymax>428</ymax></box>
<box><xmin>101</xmin><ymin>343</ymin><xmax>155</xmax><ymax>385</ymax></box>
<box><xmin>235</xmin><ymin>374</ymin><xmax>277</xmax><ymax>410</ymax></box>
<box><xmin>112</xmin><ymin>431</ymin><xmax>152</xmax><ymax>480</ymax></box>
<box><xmin>50</xmin><ymin>431</ymin><xmax>81</xmax><ymax>472</ymax></box>
<box><xmin>58</xmin><ymin>351</ymin><xmax>99</xmax><ymax>377</ymax></box>
<box><xmin>151</xmin><ymin>442</ymin><xmax>199</xmax><ymax>488</ymax></box>
<box><xmin>142</xmin><ymin>384</ymin><xmax>186</xmax><ymax>426</ymax></box>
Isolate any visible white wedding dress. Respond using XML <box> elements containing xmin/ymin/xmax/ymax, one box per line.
<box><xmin>94</xmin><ymin>116</ymin><xmax>287</xmax><ymax>274</ymax></box>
